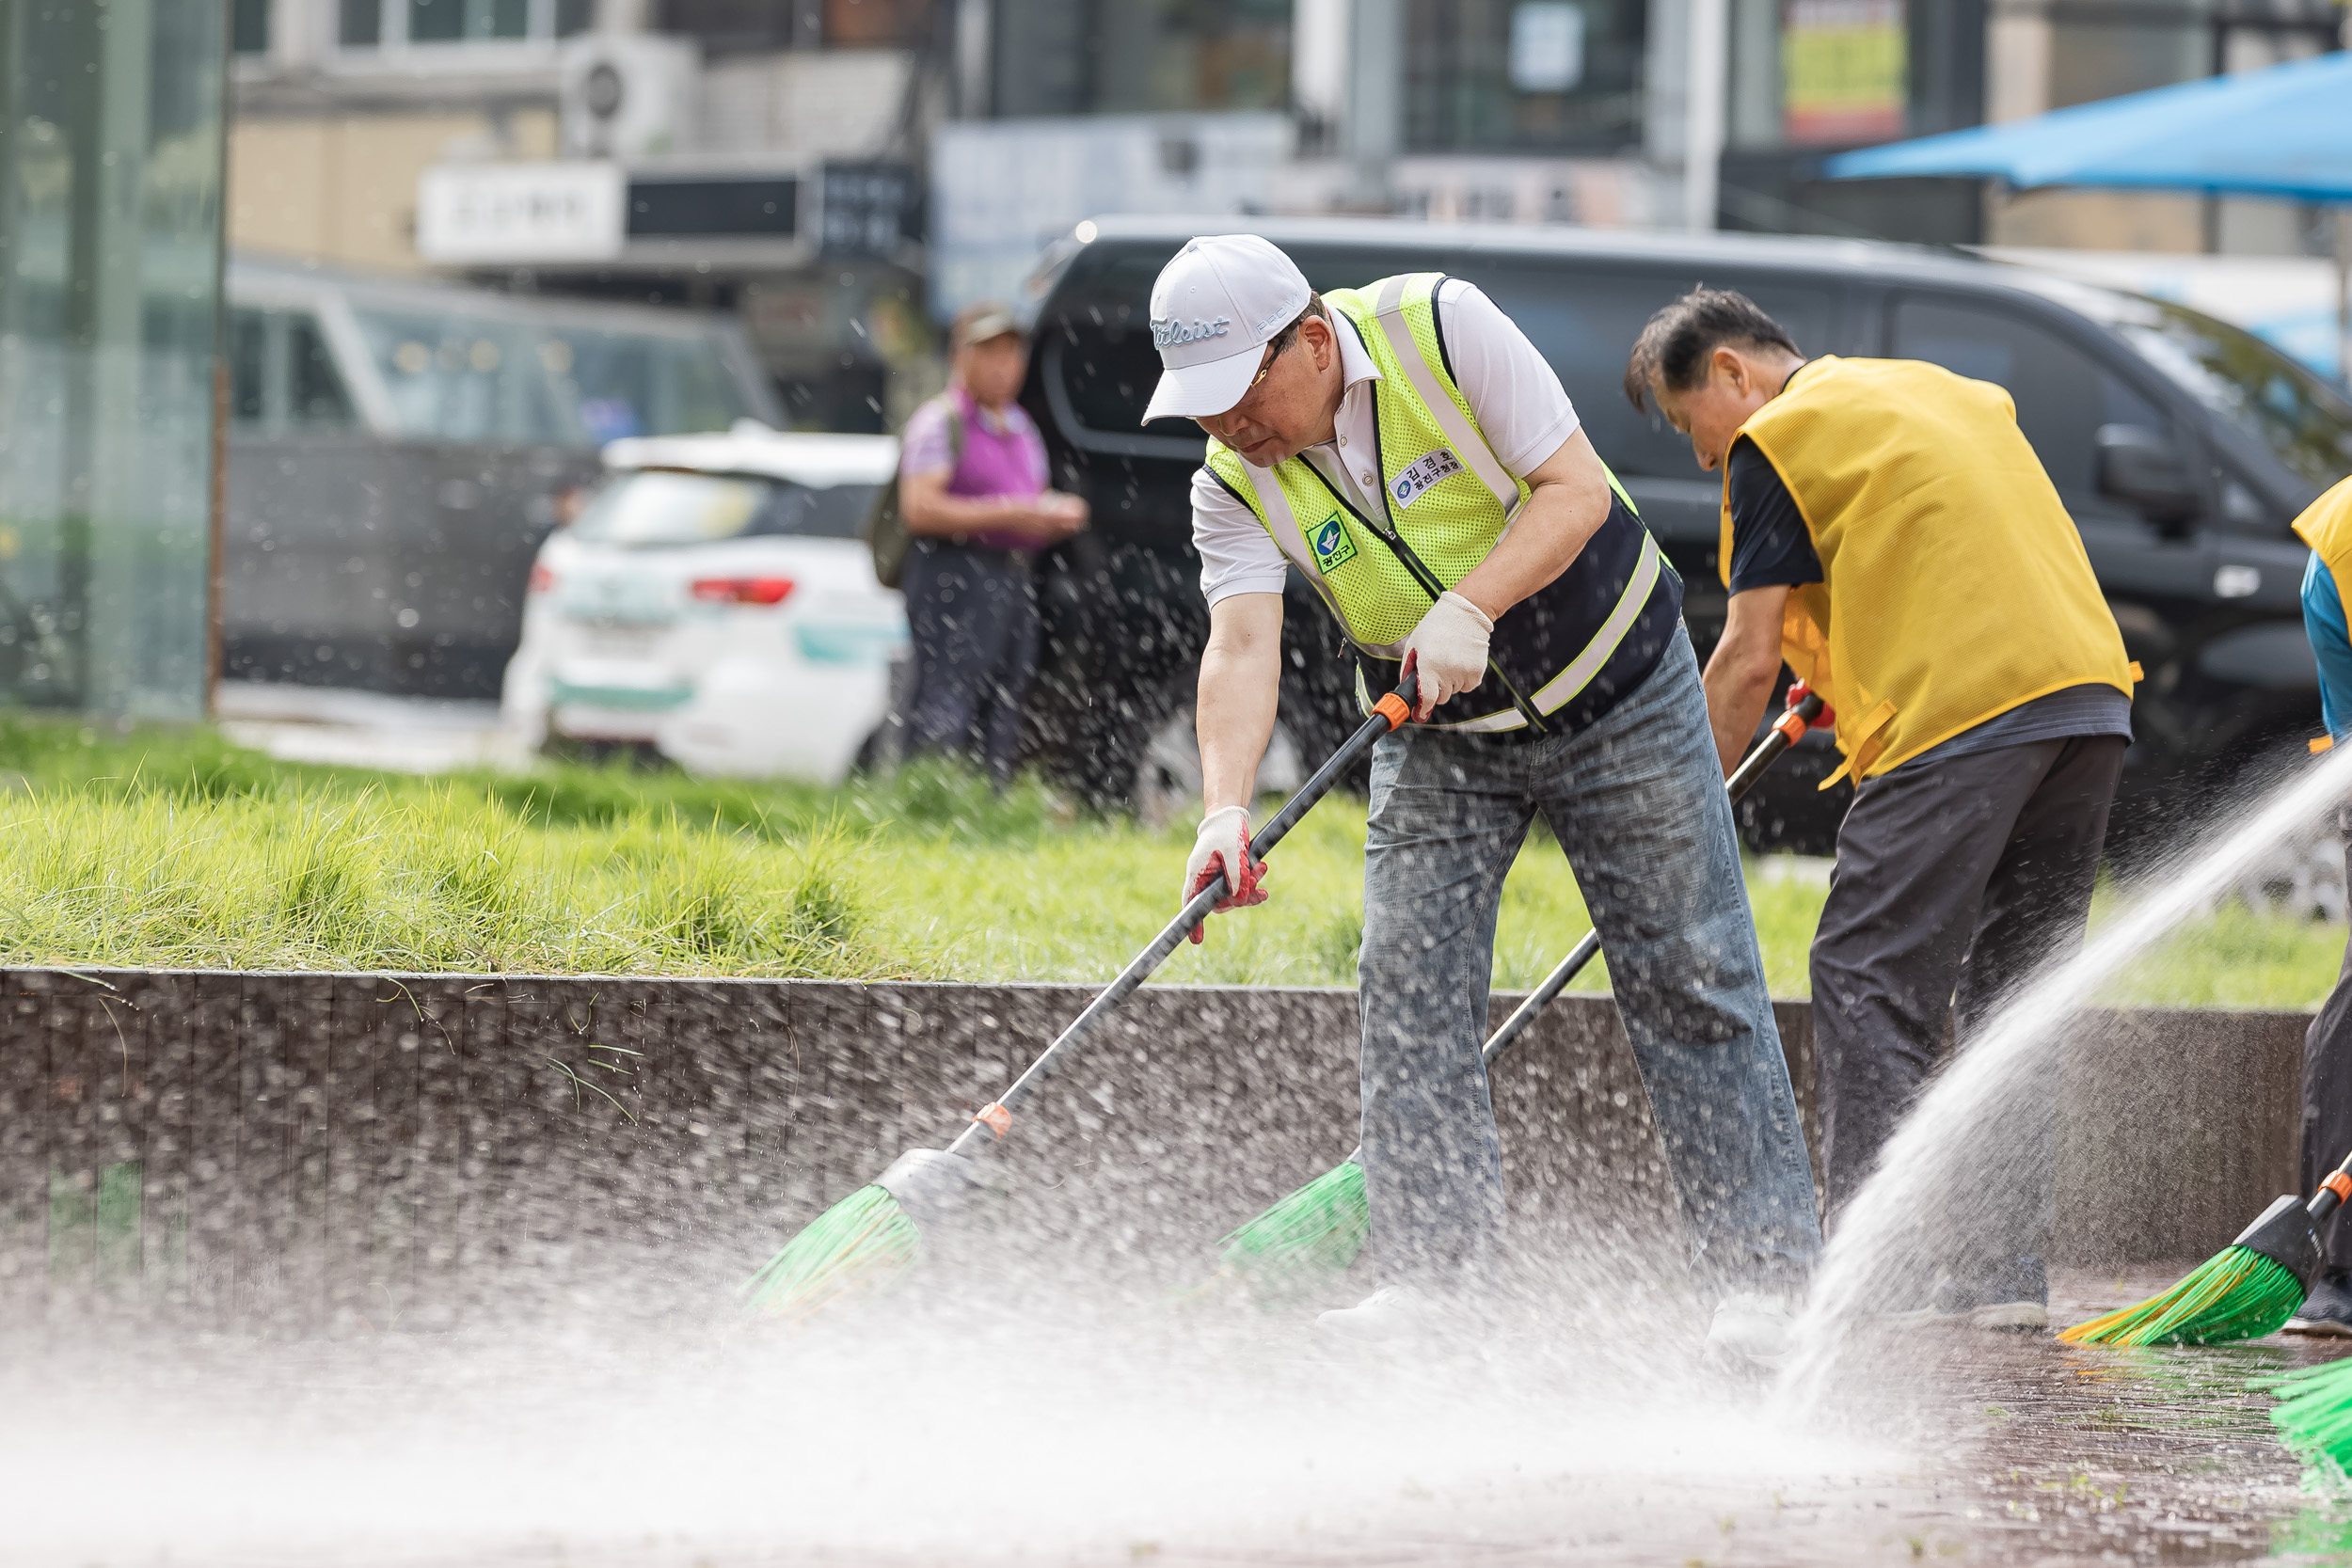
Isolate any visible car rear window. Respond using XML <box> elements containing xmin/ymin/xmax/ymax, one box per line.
<box><xmin>572</xmin><ymin>470</ymin><xmax>878</xmax><ymax>546</ymax></box>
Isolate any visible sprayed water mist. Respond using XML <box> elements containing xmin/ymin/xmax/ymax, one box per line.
<box><xmin>1778</xmin><ymin>739</ymin><xmax>2352</xmax><ymax>1411</ymax></box>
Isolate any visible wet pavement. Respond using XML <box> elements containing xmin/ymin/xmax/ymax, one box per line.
<box><xmin>7</xmin><ymin>1265</ymin><xmax>2352</xmax><ymax>1567</ymax></box>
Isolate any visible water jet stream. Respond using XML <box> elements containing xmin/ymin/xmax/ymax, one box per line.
<box><xmin>1778</xmin><ymin>740</ymin><xmax>2352</xmax><ymax>1413</ymax></box>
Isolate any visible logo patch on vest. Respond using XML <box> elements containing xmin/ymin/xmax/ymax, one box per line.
<box><xmin>1390</xmin><ymin>448</ymin><xmax>1467</xmax><ymax>511</ymax></box>
<box><xmin>1307</xmin><ymin>512</ymin><xmax>1359</xmax><ymax>575</ymax></box>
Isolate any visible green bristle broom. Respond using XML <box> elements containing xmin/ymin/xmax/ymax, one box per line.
<box><xmin>2060</xmin><ymin>1148</ymin><xmax>2352</xmax><ymax>1347</ymax></box>
<box><xmin>2265</xmin><ymin>1354</ymin><xmax>2352</xmax><ymax>1478</ymax></box>
<box><xmin>2267</xmin><ymin>1354</ymin><xmax>2352</xmax><ymax>1476</ymax></box>
<box><xmin>742</xmin><ymin>1183</ymin><xmax>923</xmax><ymax>1322</ymax></box>
<box><xmin>740</xmin><ymin>675</ymin><xmax>1423</xmax><ymax>1323</ymax></box>
<box><xmin>1210</xmin><ymin>686</ymin><xmax>1827</xmax><ymax>1296</ymax></box>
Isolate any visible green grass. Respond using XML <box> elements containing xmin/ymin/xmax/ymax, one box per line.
<box><xmin>0</xmin><ymin>712</ymin><xmax>2338</xmax><ymax>1006</ymax></box>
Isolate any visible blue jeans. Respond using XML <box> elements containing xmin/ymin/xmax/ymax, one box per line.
<box><xmin>1357</xmin><ymin>623</ymin><xmax>1821</xmax><ymax>1298</ymax></box>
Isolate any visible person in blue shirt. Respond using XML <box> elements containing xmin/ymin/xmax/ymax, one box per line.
<box><xmin>2287</xmin><ymin>483</ymin><xmax>2352</xmax><ymax>1335</ymax></box>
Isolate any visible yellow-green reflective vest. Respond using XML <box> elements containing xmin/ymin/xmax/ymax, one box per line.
<box><xmin>1202</xmin><ymin>272</ymin><xmax>1681</xmax><ymax>735</ymax></box>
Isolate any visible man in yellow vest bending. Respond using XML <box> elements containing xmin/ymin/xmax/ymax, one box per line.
<box><xmin>1629</xmin><ymin>288</ymin><xmax>2136</xmax><ymax>1332</ymax></box>
<box><xmin>2283</xmin><ymin>476</ymin><xmax>2352</xmax><ymax>1335</ymax></box>
<box><xmin>1148</xmin><ymin>236</ymin><xmax>1822</xmax><ymax>1363</ymax></box>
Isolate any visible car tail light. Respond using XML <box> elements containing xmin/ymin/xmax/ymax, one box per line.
<box><xmin>528</xmin><ymin>563</ymin><xmax>557</xmax><ymax>594</ymax></box>
<box><xmin>690</xmin><ymin>576</ymin><xmax>795</xmax><ymax>606</ymax></box>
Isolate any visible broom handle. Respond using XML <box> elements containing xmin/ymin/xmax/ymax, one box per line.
<box><xmin>2309</xmin><ymin>1145</ymin><xmax>2352</xmax><ymax>1221</ymax></box>
<box><xmin>944</xmin><ymin>673</ymin><xmax>1420</xmax><ymax>1158</ymax></box>
<box><xmin>1476</xmin><ymin>686</ymin><xmax>1824</xmax><ymax>1069</ymax></box>
<box><xmin>1331</xmin><ymin>684</ymin><xmax>1827</xmax><ymax>1164</ymax></box>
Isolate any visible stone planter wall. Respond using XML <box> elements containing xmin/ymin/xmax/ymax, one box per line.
<box><xmin>0</xmin><ymin>968</ymin><xmax>2310</xmax><ymax>1329</ymax></box>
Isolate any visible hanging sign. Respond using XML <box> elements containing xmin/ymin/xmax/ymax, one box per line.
<box><xmin>1782</xmin><ymin>0</ymin><xmax>1907</xmax><ymax>146</ymax></box>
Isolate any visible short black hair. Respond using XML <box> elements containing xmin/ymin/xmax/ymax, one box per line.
<box><xmin>1623</xmin><ymin>288</ymin><xmax>1802</xmax><ymax>412</ymax></box>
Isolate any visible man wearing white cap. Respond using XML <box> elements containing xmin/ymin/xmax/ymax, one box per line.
<box><xmin>1152</xmin><ymin>234</ymin><xmax>1820</xmax><ymax>1363</ymax></box>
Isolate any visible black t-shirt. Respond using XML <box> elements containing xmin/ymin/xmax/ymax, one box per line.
<box><xmin>1724</xmin><ymin>436</ymin><xmax>1823</xmax><ymax>593</ymax></box>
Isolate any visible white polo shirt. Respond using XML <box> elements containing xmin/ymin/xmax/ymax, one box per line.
<box><xmin>1189</xmin><ymin>278</ymin><xmax>1582</xmax><ymax>608</ymax></box>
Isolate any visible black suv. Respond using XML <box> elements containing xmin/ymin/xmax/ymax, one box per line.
<box><xmin>1015</xmin><ymin>216</ymin><xmax>2352</xmax><ymax>852</ymax></box>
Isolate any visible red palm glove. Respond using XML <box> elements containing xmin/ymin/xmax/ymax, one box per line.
<box><xmin>1181</xmin><ymin>805</ymin><xmax>1268</xmax><ymax>945</ymax></box>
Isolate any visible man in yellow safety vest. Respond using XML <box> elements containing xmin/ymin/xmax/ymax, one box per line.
<box><xmin>1629</xmin><ymin>287</ymin><xmax>2137</xmax><ymax>1331</ymax></box>
<box><xmin>1150</xmin><ymin>235</ymin><xmax>1822</xmax><ymax>1365</ymax></box>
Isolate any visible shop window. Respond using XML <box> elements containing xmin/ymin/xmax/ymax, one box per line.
<box><xmin>993</xmin><ymin>0</ymin><xmax>1292</xmax><ymax>117</ymax></box>
<box><xmin>230</xmin><ymin>310</ymin><xmax>269</xmax><ymax>427</ymax></box>
<box><xmin>341</xmin><ymin>0</ymin><xmax>580</xmax><ymax>48</ymax></box>
<box><xmin>1404</xmin><ymin>0</ymin><xmax>1646</xmax><ymax>153</ymax></box>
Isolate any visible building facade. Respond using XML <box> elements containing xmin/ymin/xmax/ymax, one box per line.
<box><xmin>224</xmin><ymin>0</ymin><xmax>2348</xmax><ymax>437</ymax></box>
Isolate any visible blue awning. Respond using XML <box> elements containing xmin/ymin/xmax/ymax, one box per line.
<box><xmin>1826</xmin><ymin>51</ymin><xmax>2352</xmax><ymax>202</ymax></box>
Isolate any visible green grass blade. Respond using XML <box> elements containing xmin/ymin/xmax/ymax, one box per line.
<box><xmin>742</xmin><ymin>1184</ymin><xmax>920</xmax><ymax>1323</ymax></box>
<box><xmin>1210</xmin><ymin>1158</ymin><xmax>1369</xmax><ymax>1299</ymax></box>
<box><xmin>2059</xmin><ymin>1246</ymin><xmax>2306</xmax><ymax>1346</ymax></box>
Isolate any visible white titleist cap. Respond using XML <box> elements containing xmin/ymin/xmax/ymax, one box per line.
<box><xmin>1140</xmin><ymin>234</ymin><xmax>1312</xmax><ymax>424</ymax></box>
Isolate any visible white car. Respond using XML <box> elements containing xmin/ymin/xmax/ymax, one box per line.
<box><xmin>501</xmin><ymin>425</ymin><xmax>905</xmax><ymax>784</ymax></box>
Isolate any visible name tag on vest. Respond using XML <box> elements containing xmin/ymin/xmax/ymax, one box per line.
<box><xmin>1391</xmin><ymin>448</ymin><xmax>1466</xmax><ymax>511</ymax></box>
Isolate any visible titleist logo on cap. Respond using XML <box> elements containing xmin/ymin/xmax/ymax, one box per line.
<box><xmin>1152</xmin><ymin>316</ymin><xmax>1232</xmax><ymax>349</ymax></box>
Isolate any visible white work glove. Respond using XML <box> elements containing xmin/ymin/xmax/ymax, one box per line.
<box><xmin>1180</xmin><ymin>804</ymin><xmax>1266</xmax><ymax>946</ymax></box>
<box><xmin>1401</xmin><ymin>591</ymin><xmax>1494</xmax><ymax>721</ymax></box>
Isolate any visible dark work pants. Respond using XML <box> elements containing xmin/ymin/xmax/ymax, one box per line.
<box><xmin>2303</xmin><ymin>811</ymin><xmax>2352</xmax><ymax>1274</ymax></box>
<box><xmin>1811</xmin><ymin>733</ymin><xmax>2126</xmax><ymax>1302</ymax></box>
<box><xmin>900</xmin><ymin>541</ymin><xmax>1040</xmax><ymax>784</ymax></box>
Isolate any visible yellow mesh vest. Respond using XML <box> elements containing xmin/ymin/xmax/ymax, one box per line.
<box><xmin>1723</xmin><ymin>356</ymin><xmax>2134</xmax><ymax>786</ymax></box>
<box><xmin>2293</xmin><ymin>476</ymin><xmax>2352</xmax><ymax>606</ymax></box>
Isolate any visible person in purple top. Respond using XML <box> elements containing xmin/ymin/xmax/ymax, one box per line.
<box><xmin>897</xmin><ymin>303</ymin><xmax>1089</xmax><ymax>783</ymax></box>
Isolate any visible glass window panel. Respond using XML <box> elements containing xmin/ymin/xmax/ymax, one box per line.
<box><xmin>574</xmin><ymin>471</ymin><xmax>882</xmax><ymax>546</ymax></box>
<box><xmin>573</xmin><ymin>472</ymin><xmax>769</xmax><ymax>546</ymax></box>
<box><xmin>488</xmin><ymin>0</ymin><xmax>532</xmax><ymax>38</ymax></box>
<box><xmin>2089</xmin><ymin>299</ymin><xmax>2352</xmax><ymax>494</ymax></box>
<box><xmin>288</xmin><ymin>317</ymin><xmax>357</xmax><ymax>428</ymax></box>
<box><xmin>232</xmin><ymin>0</ymin><xmax>272</xmax><ymax>54</ymax></box>
<box><xmin>410</xmin><ymin>0</ymin><xmax>466</xmax><ymax>42</ymax></box>
<box><xmin>1891</xmin><ymin>293</ymin><xmax>2169</xmax><ymax>499</ymax></box>
<box><xmin>1404</xmin><ymin>0</ymin><xmax>1646</xmax><ymax>151</ymax></box>
<box><xmin>557</xmin><ymin>0</ymin><xmax>597</xmax><ymax>35</ymax></box>
<box><xmin>352</xmin><ymin>306</ymin><xmax>577</xmax><ymax>444</ymax></box>
<box><xmin>545</xmin><ymin>327</ymin><xmax>754</xmax><ymax>444</ymax></box>
<box><xmin>0</xmin><ymin>0</ymin><xmax>224</xmax><ymax>716</ymax></box>
<box><xmin>230</xmin><ymin>310</ymin><xmax>269</xmax><ymax>426</ymax></box>
<box><xmin>341</xmin><ymin>0</ymin><xmax>383</xmax><ymax>45</ymax></box>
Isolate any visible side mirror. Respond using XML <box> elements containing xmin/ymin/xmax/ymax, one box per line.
<box><xmin>2095</xmin><ymin>424</ymin><xmax>2201</xmax><ymax>526</ymax></box>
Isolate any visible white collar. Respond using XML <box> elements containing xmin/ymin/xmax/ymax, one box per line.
<box><xmin>1332</xmin><ymin>310</ymin><xmax>1382</xmax><ymax>391</ymax></box>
